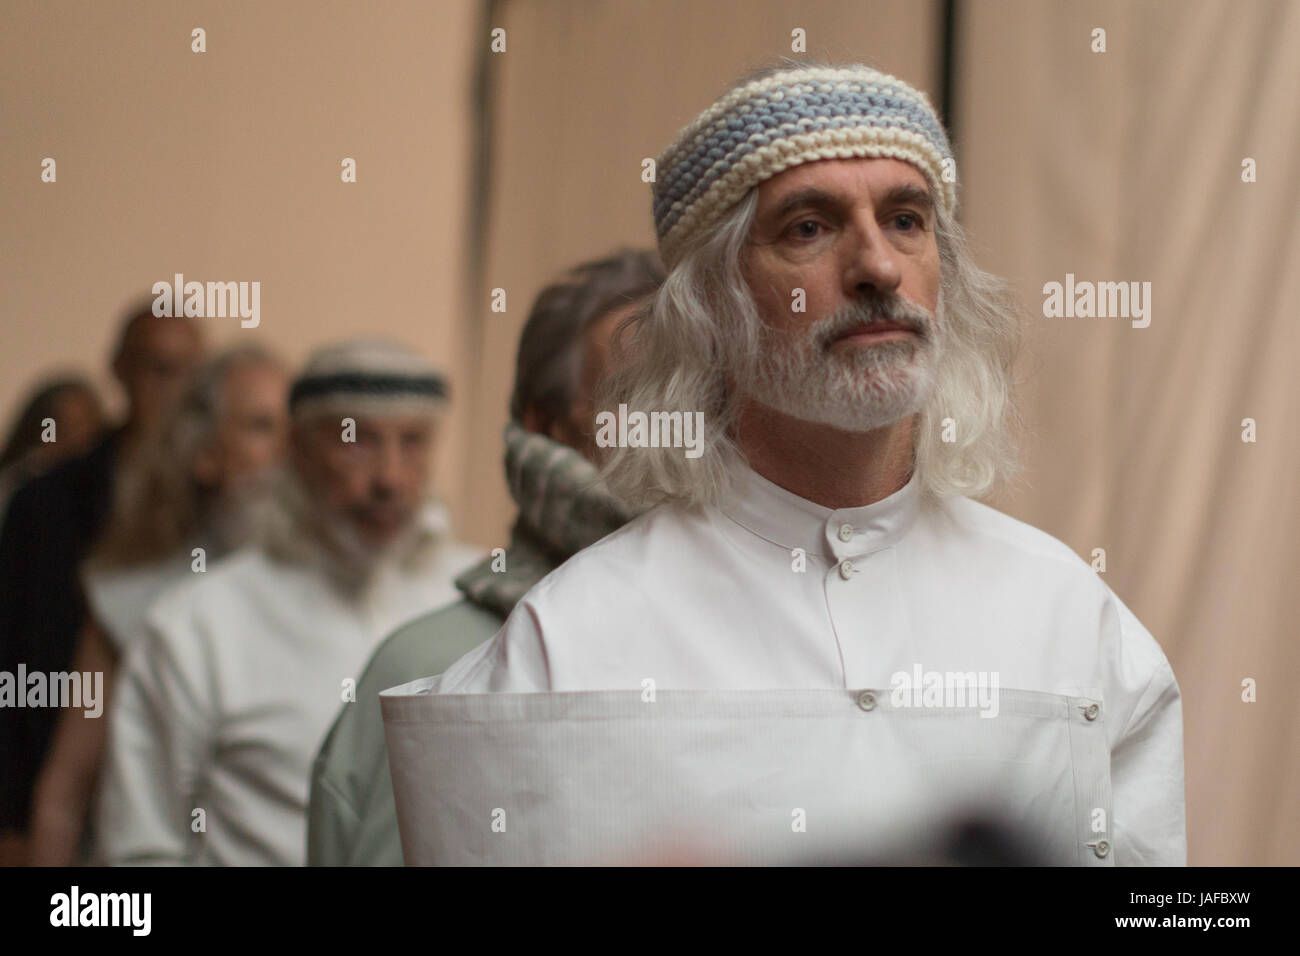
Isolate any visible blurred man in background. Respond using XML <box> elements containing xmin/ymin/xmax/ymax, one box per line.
<box><xmin>29</xmin><ymin>346</ymin><xmax>289</xmax><ymax>865</ymax></box>
<box><xmin>308</xmin><ymin>250</ymin><xmax>662</xmax><ymax>865</ymax></box>
<box><xmin>0</xmin><ymin>301</ymin><xmax>202</xmax><ymax>866</ymax></box>
<box><xmin>96</xmin><ymin>339</ymin><xmax>480</xmax><ymax>866</ymax></box>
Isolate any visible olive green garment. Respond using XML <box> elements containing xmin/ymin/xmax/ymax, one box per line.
<box><xmin>306</xmin><ymin>600</ymin><xmax>503</xmax><ymax>866</ymax></box>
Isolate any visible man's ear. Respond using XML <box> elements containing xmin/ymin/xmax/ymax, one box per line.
<box><xmin>521</xmin><ymin>403</ymin><xmax>583</xmax><ymax>448</ymax></box>
<box><xmin>519</xmin><ymin>405</ymin><xmax>550</xmax><ymax>438</ymax></box>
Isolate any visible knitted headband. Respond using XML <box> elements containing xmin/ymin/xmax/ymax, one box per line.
<box><xmin>290</xmin><ymin>338</ymin><xmax>448</xmax><ymax>420</ymax></box>
<box><xmin>652</xmin><ymin>65</ymin><xmax>956</xmax><ymax>269</ymax></box>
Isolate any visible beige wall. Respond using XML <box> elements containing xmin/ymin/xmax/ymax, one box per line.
<box><xmin>0</xmin><ymin>0</ymin><xmax>481</xmax><ymax>520</ymax></box>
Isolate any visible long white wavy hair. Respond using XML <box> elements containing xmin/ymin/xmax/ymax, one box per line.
<box><xmin>596</xmin><ymin>187</ymin><xmax>1025</xmax><ymax>511</ymax></box>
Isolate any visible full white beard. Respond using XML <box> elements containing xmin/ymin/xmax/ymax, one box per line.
<box><xmin>309</xmin><ymin>499</ymin><xmax>441</xmax><ymax>597</ymax></box>
<box><xmin>256</xmin><ymin>466</ymin><xmax>441</xmax><ymax>599</ymax></box>
<box><xmin>733</xmin><ymin>290</ymin><xmax>945</xmax><ymax>433</ymax></box>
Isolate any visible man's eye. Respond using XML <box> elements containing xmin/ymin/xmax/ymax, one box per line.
<box><xmin>789</xmin><ymin>220</ymin><xmax>822</xmax><ymax>240</ymax></box>
<box><xmin>893</xmin><ymin>213</ymin><xmax>921</xmax><ymax>231</ymax></box>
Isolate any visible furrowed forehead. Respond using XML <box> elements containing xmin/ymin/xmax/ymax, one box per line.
<box><xmin>758</xmin><ymin>160</ymin><xmax>935</xmax><ymax>220</ymax></box>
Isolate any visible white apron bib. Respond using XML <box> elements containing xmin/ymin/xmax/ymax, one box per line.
<box><xmin>381</xmin><ymin>683</ymin><xmax>1113</xmax><ymax>866</ymax></box>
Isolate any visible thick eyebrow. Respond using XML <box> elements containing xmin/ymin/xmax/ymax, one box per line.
<box><xmin>767</xmin><ymin>187</ymin><xmax>842</xmax><ymax>223</ymax></box>
<box><xmin>764</xmin><ymin>182</ymin><xmax>934</xmax><ymax>225</ymax></box>
<box><xmin>880</xmin><ymin>183</ymin><xmax>934</xmax><ymax>216</ymax></box>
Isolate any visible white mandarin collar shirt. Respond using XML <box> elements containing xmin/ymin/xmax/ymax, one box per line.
<box><xmin>720</xmin><ymin>457</ymin><xmax>922</xmax><ymax>565</ymax></box>
<box><xmin>395</xmin><ymin>461</ymin><xmax>1185</xmax><ymax>866</ymax></box>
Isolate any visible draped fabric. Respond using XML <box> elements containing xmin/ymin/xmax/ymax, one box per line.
<box><xmin>958</xmin><ymin>0</ymin><xmax>1300</xmax><ymax>867</ymax></box>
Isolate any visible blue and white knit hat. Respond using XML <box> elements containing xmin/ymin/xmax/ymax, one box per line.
<box><xmin>652</xmin><ymin>64</ymin><xmax>956</xmax><ymax>269</ymax></box>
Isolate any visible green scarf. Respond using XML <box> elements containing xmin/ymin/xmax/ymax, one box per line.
<box><xmin>454</xmin><ymin>421</ymin><xmax>638</xmax><ymax>618</ymax></box>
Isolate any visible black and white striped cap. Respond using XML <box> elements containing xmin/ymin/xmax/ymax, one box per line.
<box><xmin>289</xmin><ymin>338</ymin><xmax>449</xmax><ymax>420</ymax></box>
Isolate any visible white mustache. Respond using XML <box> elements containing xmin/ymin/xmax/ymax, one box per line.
<box><xmin>814</xmin><ymin>297</ymin><xmax>934</xmax><ymax>349</ymax></box>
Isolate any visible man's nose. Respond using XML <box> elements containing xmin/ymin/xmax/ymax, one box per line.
<box><xmin>372</xmin><ymin>438</ymin><xmax>403</xmax><ymax>491</ymax></box>
<box><xmin>843</xmin><ymin>214</ymin><xmax>903</xmax><ymax>299</ymax></box>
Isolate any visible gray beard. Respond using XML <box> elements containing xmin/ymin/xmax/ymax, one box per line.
<box><xmin>255</xmin><ymin>467</ymin><xmax>440</xmax><ymax>599</ymax></box>
<box><xmin>731</xmin><ymin>290</ymin><xmax>945</xmax><ymax>433</ymax></box>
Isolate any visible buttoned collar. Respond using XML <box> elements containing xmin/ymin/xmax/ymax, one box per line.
<box><xmin>719</xmin><ymin>458</ymin><xmax>923</xmax><ymax>561</ymax></box>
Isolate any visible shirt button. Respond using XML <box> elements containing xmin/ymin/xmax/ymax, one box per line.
<box><xmin>856</xmin><ymin>690</ymin><xmax>877</xmax><ymax>711</ymax></box>
<box><xmin>1090</xmin><ymin>839</ymin><xmax>1110</xmax><ymax>859</ymax></box>
<box><xmin>837</xmin><ymin>523</ymin><xmax>854</xmax><ymax>542</ymax></box>
<box><xmin>1084</xmin><ymin>703</ymin><xmax>1100</xmax><ymax>721</ymax></box>
<box><xmin>838</xmin><ymin>559</ymin><xmax>855</xmax><ymax>580</ymax></box>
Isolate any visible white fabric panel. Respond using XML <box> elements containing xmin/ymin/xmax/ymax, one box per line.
<box><xmin>383</xmin><ymin>686</ymin><xmax>1112</xmax><ymax>866</ymax></box>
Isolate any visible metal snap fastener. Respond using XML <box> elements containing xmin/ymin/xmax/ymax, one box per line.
<box><xmin>1084</xmin><ymin>703</ymin><xmax>1100</xmax><ymax>721</ymax></box>
<box><xmin>838</xmin><ymin>523</ymin><xmax>854</xmax><ymax>542</ymax></box>
<box><xmin>1089</xmin><ymin>839</ymin><xmax>1110</xmax><ymax>858</ymax></box>
<box><xmin>856</xmin><ymin>690</ymin><xmax>877</xmax><ymax>711</ymax></box>
<box><xmin>838</xmin><ymin>559</ymin><xmax>855</xmax><ymax>580</ymax></box>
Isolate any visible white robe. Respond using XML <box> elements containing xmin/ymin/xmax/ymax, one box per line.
<box><xmin>83</xmin><ymin>549</ymin><xmax>197</xmax><ymax>654</ymax></box>
<box><xmin>97</xmin><ymin>514</ymin><xmax>480</xmax><ymax>866</ymax></box>
<box><xmin>384</xmin><ymin>463</ymin><xmax>1186</xmax><ymax>866</ymax></box>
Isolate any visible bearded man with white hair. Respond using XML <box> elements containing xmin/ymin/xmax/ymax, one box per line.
<box><xmin>97</xmin><ymin>339</ymin><xmax>480</xmax><ymax>866</ymax></box>
<box><xmin>390</xmin><ymin>63</ymin><xmax>1185</xmax><ymax>867</ymax></box>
